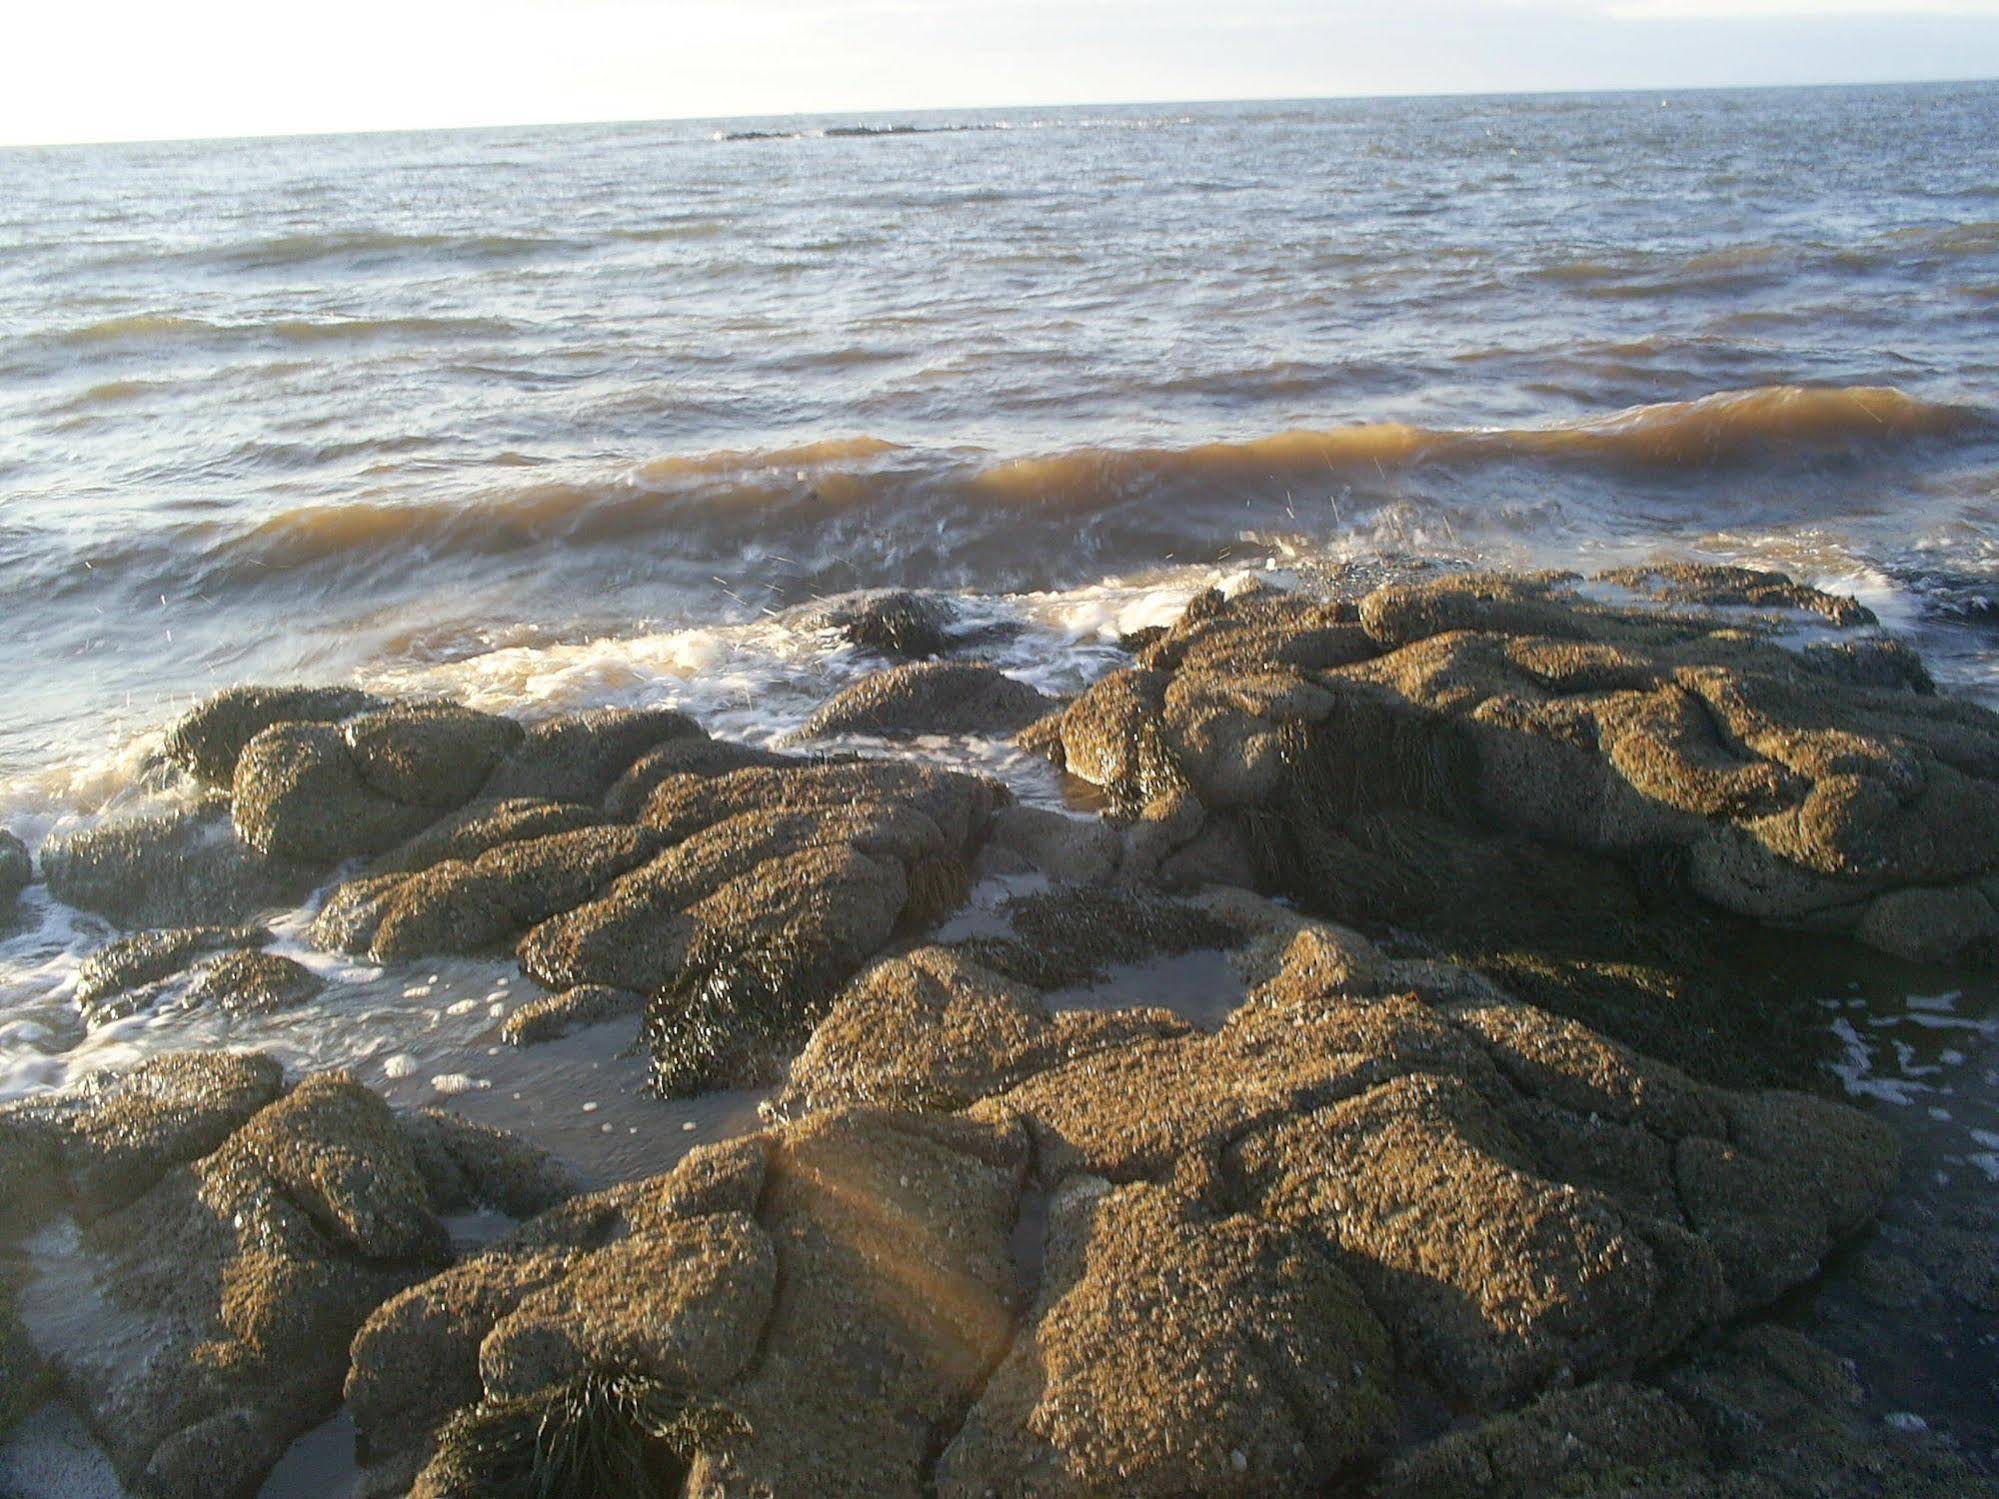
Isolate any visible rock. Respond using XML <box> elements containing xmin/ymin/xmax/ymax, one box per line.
<box><xmin>1135</xmin><ymin>585</ymin><xmax>1376</xmax><ymax>678</ymax></box>
<box><xmin>181</xmin><ymin>948</ymin><xmax>323</xmax><ymax>1014</ymax></box>
<box><xmin>956</xmin><ymin>919</ymin><xmax>1894</xmax><ymax>1411</ymax></box>
<box><xmin>47</xmin><ymin>1072</ymin><xmax>453</xmax><ymax>1497</ymax></box>
<box><xmin>1858</xmin><ymin>883</ymin><xmax>1999</xmax><ymax>965</ymax></box>
<box><xmin>947</xmin><ymin>884</ymin><xmax>1241</xmax><ymax>992</ymax></box>
<box><xmin>0</xmin><ymin>1270</ymin><xmax>47</xmax><ymax>1435</ymax></box>
<box><xmin>163</xmin><ymin>684</ymin><xmax>385</xmax><ymax>786</ymax></box>
<box><xmin>232</xmin><ymin>701</ymin><xmax>524</xmax><ymax>864</ymax></box>
<box><xmin>479</xmin><ymin>706</ymin><xmax>705</xmax><ymax>805</ymax></box>
<box><xmin>772</xmin><ymin>944</ymin><xmax>1189</xmax><ymax>1119</ymax></box>
<box><xmin>477</xmin><ymin>1212</ymin><xmax>775</xmax><ymax>1399</ymax></box>
<box><xmin>366</xmin><ymin>796</ymin><xmax>604</xmax><ymax>878</ymax></box>
<box><xmin>1594</xmin><ymin>561</ymin><xmax>1877</xmax><ymax>627</ymax></box>
<box><xmin>396</xmin><ymin>1108</ymin><xmax>581</xmax><ymax>1220</ymax></box>
<box><xmin>1029</xmin><ymin>569</ymin><xmax>1999</xmax><ymax>968</ymax></box>
<box><xmin>601</xmin><ymin>737</ymin><xmax>800</xmax><ymax>820</ymax></box>
<box><xmin>74</xmin><ymin>923</ymin><xmax>270</xmax><ymax>1019</ymax></box>
<box><xmin>798</xmin><ymin>660</ymin><xmax>1057</xmax><ymax>739</ymax></box>
<box><xmin>1802</xmin><ymin>635</ymin><xmax>1936</xmax><ymax>694</ymax></box>
<box><xmin>345</xmin><ymin>1246</ymin><xmax>585</xmax><ymax>1479</ymax></box>
<box><xmin>331</xmin><ymin>904</ymin><xmax>1903</xmax><ymax>1499</ymax></box>
<box><xmin>641</xmin><ymin>843</ymin><xmax>914</xmax><ymax>1094</ymax></box>
<box><xmin>40</xmin><ymin>802</ymin><xmax>316</xmax><ymax>929</ymax></box>
<box><xmin>499</xmin><ymin>984</ymin><xmax>644</xmax><ymax>1046</ymax></box>
<box><xmin>517</xmin><ymin>758</ymin><xmax>1000</xmax><ymax>1092</ymax></box>
<box><xmin>232</xmin><ymin>721</ymin><xmax>438</xmax><ymax>862</ymax></box>
<box><xmin>309</xmin><ymin>824</ymin><xmax>664</xmax><ymax>961</ymax></box>
<box><xmin>344</xmin><ymin>1112</ymin><xmax>1026</xmax><ymax>1499</ymax></box>
<box><xmin>937</xmin><ymin>1179</ymin><xmax>1396</xmax><ymax>1496</ymax></box>
<box><xmin>639</xmin><ymin>757</ymin><xmax>997</xmax><ymax>850</ymax></box>
<box><xmin>812</xmin><ymin>589</ymin><xmax>961</xmax><ymax>659</ymax></box>
<box><xmin>0</xmin><ymin>828</ymin><xmax>29</xmax><ymax>904</ymax></box>
<box><xmin>0</xmin><ymin>1050</ymin><xmax>286</xmax><ymax>1224</ymax></box>
<box><xmin>977</xmin><ymin>803</ymin><xmax>1124</xmax><ymax>884</ymax></box>
<box><xmin>683</xmin><ymin>1109</ymin><xmax>1028</xmax><ymax>1498</ymax></box>
<box><xmin>2</xmin><ymin>1056</ymin><xmax>565</xmax><ymax>1499</ymax></box>
<box><xmin>1370</xmin><ymin>1378</ymin><xmax>1708</xmax><ymax>1497</ymax></box>
<box><xmin>1373</xmin><ymin>1324</ymin><xmax>1999</xmax><ymax>1497</ymax></box>
<box><xmin>1229</xmin><ymin>1068</ymin><xmax>1724</xmax><ymax>1407</ymax></box>
<box><xmin>342</xmin><ymin>700</ymin><xmax>524</xmax><ymax>808</ymax></box>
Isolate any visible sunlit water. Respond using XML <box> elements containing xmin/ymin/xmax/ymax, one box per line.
<box><xmin>2</xmin><ymin>82</ymin><xmax>1999</xmax><ymax>1483</ymax></box>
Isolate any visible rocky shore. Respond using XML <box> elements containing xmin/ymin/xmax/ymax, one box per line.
<box><xmin>2</xmin><ymin>565</ymin><xmax>1995</xmax><ymax>1496</ymax></box>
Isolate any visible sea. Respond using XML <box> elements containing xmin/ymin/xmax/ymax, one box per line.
<box><xmin>1</xmin><ymin>82</ymin><xmax>1997</xmax><ymax>1489</ymax></box>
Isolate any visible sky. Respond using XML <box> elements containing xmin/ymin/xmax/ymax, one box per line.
<box><xmin>4</xmin><ymin>0</ymin><xmax>1998</xmax><ymax>146</ymax></box>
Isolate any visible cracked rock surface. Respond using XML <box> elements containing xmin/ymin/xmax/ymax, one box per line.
<box><xmin>0</xmin><ymin>1052</ymin><xmax>572</xmax><ymax>1499</ymax></box>
<box><xmin>339</xmin><ymin>898</ymin><xmax>1918</xmax><ymax>1497</ymax></box>
<box><xmin>1025</xmin><ymin>567</ymin><xmax>1999</xmax><ymax>967</ymax></box>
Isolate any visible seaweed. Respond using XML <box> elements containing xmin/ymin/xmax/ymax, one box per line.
<box><xmin>425</xmin><ymin>1368</ymin><xmax>748</xmax><ymax>1499</ymax></box>
<box><xmin>644</xmin><ymin>924</ymin><xmax>849</xmax><ymax>1098</ymax></box>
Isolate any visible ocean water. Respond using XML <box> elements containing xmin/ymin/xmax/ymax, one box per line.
<box><xmin>4</xmin><ymin>83</ymin><xmax>1999</xmax><ymax>800</ymax></box>
<box><xmin>3</xmin><ymin>82</ymin><xmax>1999</xmax><ymax>1482</ymax></box>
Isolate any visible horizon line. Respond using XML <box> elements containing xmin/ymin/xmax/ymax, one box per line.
<box><xmin>4</xmin><ymin>71</ymin><xmax>1995</xmax><ymax>153</ymax></box>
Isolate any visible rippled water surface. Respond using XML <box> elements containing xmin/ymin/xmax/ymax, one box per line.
<box><xmin>3</xmin><ymin>83</ymin><xmax>1999</xmax><ymax>791</ymax></box>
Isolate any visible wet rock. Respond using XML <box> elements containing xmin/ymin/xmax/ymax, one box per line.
<box><xmin>366</xmin><ymin>796</ymin><xmax>604</xmax><ymax>878</ymax></box>
<box><xmin>0</xmin><ymin>1050</ymin><xmax>286</xmax><ymax>1224</ymax></box>
<box><xmin>948</xmin><ymin>884</ymin><xmax>1241</xmax><ymax>992</ymax></box>
<box><xmin>561</xmin><ymin>806</ymin><xmax>930</xmax><ymax>986</ymax></box>
<box><xmin>1</xmin><ymin>1057</ymin><xmax>564</xmax><ymax>1498</ymax></box>
<box><xmin>976</xmin><ymin>802</ymin><xmax>1124</xmax><ymax>884</ymax></box>
<box><xmin>309</xmin><ymin>823</ymin><xmax>664</xmax><ymax>961</ymax></box>
<box><xmin>499</xmin><ymin>983</ymin><xmax>644</xmax><ymax>1046</ymax></box>
<box><xmin>342</xmin><ymin>700</ymin><xmax>524</xmax><ymax>808</ymax></box>
<box><xmin>50</xmin><ymin>1072</ymin><xmax>454</xmax><ymax>1497</ymax></box>
<box><xmin>396</xmin><ymin>1108</ymin><xmax>581</xmax><ymax>1220</ymax></box>
<box><xmin>0</xmin><ymin>828</ymin><xmax>29</xmax><ymax>905</ymax></box>
<box><xmin>40</xmin><ymin>801</ymin><xmax>317</xmax><ymax>929</ymax></box>
<box><xmin>345</xmin><ymin>1112</ymin><xmax>1025</xmax><ymax>1498</ymax></box>
<box><xmin>163</xmin><ymin>684</ymin><xmax>385</xmax><ymax>786</ymax></box>
<box><xmin>232</xmin><ymin>700</ymin><xmax>524</xmax><ymax>864</ymax></box>
<box><xmin>1594</xmin><ymin>561</ymin><xmax>1877</xmax><ymax>627</ymax></box>
<box><xmin>640</xmin><ymin>843</ymin><xmax>913</xmax><ymax>1093</ymax></box>
<box><xmin>232</xmin><ymin>721</ymin><xmax>439</xmax><ymax>863</ymax></box>
<box><xmin>938</xmin><ymin>1178</ymin><xmax>1396</xmax><ymax>1496</ymax></box>
<box><xmin>1374</xmin><ymin>1324</ymin><xmax>1999</xmax><ymax>1497</ymax></box>
<box><xmin>601</xmin><ymin>736</ymin><xmax>800</xmax><ymax>820</ymax></box>
<box><xmin>813</xmin><ymin>588</ymin><xmax>961</xmax><ymax>659</ymax></box>
<box><xmin>346</xmin><ymin>1244</ymin><xmax>587</xmax><ymax>1485</ymax></box>
<box><xmin>479</xmin><ymin>706</ymin><xmax>705</xmax><ymax>805</ymax></box>
<box><xmin>639</xmin><ymin>757</ymin><xmax>997</xmax><ymax>849</ymax></box>
<box><xmin>74</xmin><ymin>922</ymin><xmax>270</xmax><ymax>1019</ymax></box>
<box><xmin>1802</xmin><ymin>635</ymin><xmax>1937</xmax><ymax>694</ymax></box>
<box><xmin>798</xmin><ymin>660</ymin><xmax>1057</xmax><ymax>739</ymax></box>
<box><xmin>338</xmin><ymin>902</ymin><xmax>1901</xmax><ymax>1499</ymax></box>
<box><xmin>1858</xmin><ymin>883</ymin><xmax>1999</xmax><ymax>965</ymax></box>
<box><xmin>1134</xmin><ymin>584</ymin><xmax>1376</xmax><ymax>678</ymax></box>
<box><xmin>1031</xmin><ymin>570</ymin><xmax>1999</xmax><ymax>968</ymax></box>
<box><xmin>1370</xmin><ymin>1377</ymin><xmax>1708</xmax><ymax>1497</ymax></box>
<box><xmin>0</xmin><ymin>1271</ymin><xmax>47</xmax><ymax>1435</ymax></box>
<box><xmin>181</xmin><ymin>948</ymin><xmax>324</xmax><ymax>1014</ymax></box>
